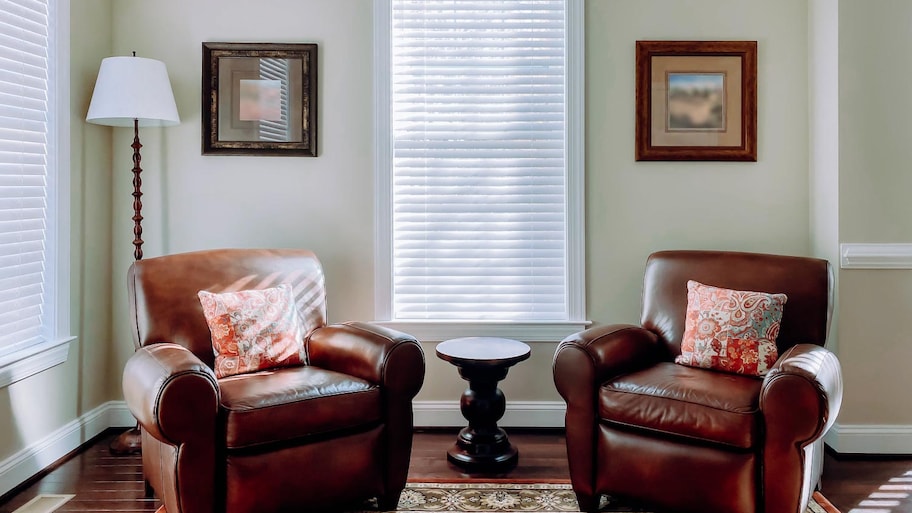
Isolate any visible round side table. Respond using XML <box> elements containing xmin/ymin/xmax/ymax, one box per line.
<box><xmin>435</xmin><ymin>337</ymin><xmax>531</xmax><ymax>472</ymax></box>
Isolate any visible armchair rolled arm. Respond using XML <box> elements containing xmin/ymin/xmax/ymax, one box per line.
<box><xmin>122</xmin><ymin>343</ymin><xmax>220</xmax><ymax>445</ymax></box>
<box><xmin>308</xmin><ymin>321</ymin><xmax>425</xmax><ymax>398</ymax></box>
<box><xmin>552</xmin><ymin>324</ymin><xmax>661</xmax><ymax>506</ymax></box>
<box><xmin>553</xmin><ymin>324</ymin><xmax>662</xmax><ymax>400</ymax></box>
<box><xmin>309</xmin><ymin>322</ymin><xmax>425</xmax><ymax>502</ymax></box>
<box><xmin>760</xmin><ymin>344</ymin><xmax>842</xmax><ymax>513</ymax></box>
<box><xmin>760</xmin><ymin>343</ymin><xmax>843</xmax><ymax>441</ymax></box>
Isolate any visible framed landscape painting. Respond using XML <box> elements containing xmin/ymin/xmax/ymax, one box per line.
<box><xmin>635</xmin><ymin>40</ymin><xmax>757</xmax><ymax>161</ymax></box>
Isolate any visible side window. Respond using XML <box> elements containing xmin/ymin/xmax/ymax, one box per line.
<box><xmin>0</xmin><ymin>0</ymin><xmax>72</xmax><ymax>385</ymax></box>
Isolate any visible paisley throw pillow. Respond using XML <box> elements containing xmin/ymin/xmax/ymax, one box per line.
<box><xmin>675</xmin><ymin>280</ymin><xmax>787</xmax><ymax>377</ymax></box>
<box><xmin>198</xmin><ymin>283</ymin><xmax>307</xmax><ymax>379</ymax></box>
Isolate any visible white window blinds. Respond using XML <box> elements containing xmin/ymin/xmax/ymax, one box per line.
<box><xmin>390</xmin><ymin>0</ymin><xmax>569</xmax><ymax>321</ymax></box>
<box><xmin>0</xmin><ymin>0</ymin><xmax>52</xmax><ymax>354</ymax></box>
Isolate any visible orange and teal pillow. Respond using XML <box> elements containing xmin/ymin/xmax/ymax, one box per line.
<box><xmin>675</xmin><ymin>280</ymin><xmax>787</xmax><ymax>377</ymax></box>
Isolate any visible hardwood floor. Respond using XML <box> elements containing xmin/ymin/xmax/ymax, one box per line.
<box><xmin>0</xmin><ymin>428</ymin><xmax>910</xmax><ymax>512</ymax></box>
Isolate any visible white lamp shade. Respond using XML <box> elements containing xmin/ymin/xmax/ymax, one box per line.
<box><xmin>86</xmin><ymin>56</ymin><xmax>180</xmax><ymax>127</ymax></box>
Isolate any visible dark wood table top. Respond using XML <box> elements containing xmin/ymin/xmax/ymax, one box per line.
<box><xmin>435</xmin><ymin>337</ymin><xmax>531</xmax><ymax>367</ymax></box>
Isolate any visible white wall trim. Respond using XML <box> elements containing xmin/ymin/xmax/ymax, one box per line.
<box><xmin>565</xmin><ymin>0</ymin><xmax>586</xmax><ymax>324</ymax></box>
<box><xmin>840</xmin><ymin>243</ymin><xmax>912</xmax><ymax>269</ymax></box>
<box><xmin>0</xmin><ymin>337</ymin><xmax>75</xmax><ymax>390</ymax></box>
<box><xmin>373</xmin><ymin>321</ymin><xmax>590</xmax><ymax>343</ymax></box>
<box><xmin>372</xmin><ymin>0</ymin><xmax>393</xmax><ymax>321</ymax></box>
<box><xmin>107</xmin><ymin>401</ymin><xmax>137</xmax><ymax>428</ymax></box>
<box><xmin>414</xmin><ymin>400</ymin><xmax>566</xmax><ymax>428</ymax></box>
<box><xmin>0</xmin><ymin>401</ymin><xmax>130</xmax><ymax>498</ymax></box>
<box><xmin>825</xmin><ymin>422</ymin><xmax>912</xmax><ymax>454</ymax></box>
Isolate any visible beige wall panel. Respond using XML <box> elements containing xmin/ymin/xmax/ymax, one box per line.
<box><xmin>837</xmin><ymin>271</ymin><xmax>912</xmax><ymax>424</ymax></box>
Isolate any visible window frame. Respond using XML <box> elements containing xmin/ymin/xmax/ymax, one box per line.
<box><xmin>0</xmin><ymin>0</ymin><xmax>75</xmax><ymax>389</ymax></box>
<box><xmin>372</xmin><ymin>0</ymin><xmax>588</xmax><ymax>342</ymax></box>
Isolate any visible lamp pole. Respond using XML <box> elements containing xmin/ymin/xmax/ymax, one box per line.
<box><xmin>131</xmin><ymin>118</ymin><xmax>144</xmax><ymax>261</ymax></box>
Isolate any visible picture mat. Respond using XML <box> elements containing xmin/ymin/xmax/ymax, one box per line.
<box><xmin>651</xmin><ymin>55</ymin><xmax>742</xmax><ymax>147</ymax></box>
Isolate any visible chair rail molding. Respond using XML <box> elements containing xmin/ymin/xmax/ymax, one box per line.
<box><xmin>840</xmin><ymin>243</ymin><xmax>912</xmax><ymax>269</ymax></box>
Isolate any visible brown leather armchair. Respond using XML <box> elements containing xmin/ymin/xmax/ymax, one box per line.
<box><xmin>122</xmin><ymin>249</ymin><xmax>425</xmax><ymax>513</ymax></box>
<box><xmin>553</xmin><ymin>250</ymin><xmax>842</xmax><ymax>513</ymax></box>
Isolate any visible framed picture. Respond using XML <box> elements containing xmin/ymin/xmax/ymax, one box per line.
<box><xmin>202</xmin><ymin>42</ymin><xmax>317</xmax><ymax>156</ymax></box>
<box><xmin>635</xmin><ymin>40</ymin><xmax>757</xmax><ymax>161</ymax></box>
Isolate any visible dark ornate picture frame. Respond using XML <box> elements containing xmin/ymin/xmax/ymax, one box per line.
<box><xmin>202</xmin><ymin>42</ymin><xmax>317</xmax><ymax>156</ymax></box>
<box><xmin>635</xmin><ymin>40</ymin><xmax>757</xmax><ymax>162</ymax></box>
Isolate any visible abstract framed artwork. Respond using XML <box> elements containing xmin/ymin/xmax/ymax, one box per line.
<box><xmin>635</xmin><ymin>40</ymin><xmax>757</xmax><ymax>161</ymax></box>
<box><xmin>202</xmin><ymin>42</ymin><xmax>317</xmax><ymax>156</ymax></box>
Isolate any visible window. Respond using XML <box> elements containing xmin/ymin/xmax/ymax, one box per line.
<box><xmin>0</xmin><ymin>0</ymin><xmax>72</xmax><ymax>387</ymax></box>
<box><xmin>374</xmin><ymin>0</ymin><xmax>586</xmax><ymax>341</ymax></box>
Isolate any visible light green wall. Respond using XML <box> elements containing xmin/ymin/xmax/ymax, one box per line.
<box><xmin>0</xmin><ymin>0</ymin><xmax>113</xmax><ymax>463</ymax></box>
<box><xmin>586</xmin><ymin>0</ymin><xmax>811</xmax><ymax>327</ymax></box>
<box><xmin>101</xmin><ymin>0</ymin><xmax>813</xmax><ymax>405</ymax></box>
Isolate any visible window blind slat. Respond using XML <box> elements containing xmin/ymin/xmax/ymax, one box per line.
<box><xmin>0</xmin><ymin>326</ymin><xmax>41</xmax><ymax>348</ymax></box>
<box><xmin>0</xmin><ymin>281</ymin><xmax>42</xmax><ymax>303</ymax></box>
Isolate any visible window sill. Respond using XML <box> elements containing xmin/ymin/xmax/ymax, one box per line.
<box><xmin>0</xmin><ymin>336</ymin><xmax>76</xmax><ymax>390</ymax></box>
<box><xmin>371</xmin><ymin>321</ymin><xmax>592</xmax><ymax>343</ymax></box>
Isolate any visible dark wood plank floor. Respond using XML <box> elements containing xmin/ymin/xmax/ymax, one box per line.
<box><xmin>0</xmin><ymin>428</ymin><xmax>910</xmax><ymax>512</ymax></box>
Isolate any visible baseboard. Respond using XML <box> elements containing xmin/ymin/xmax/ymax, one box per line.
<box><xmin>825</xmin><ymin>422</ymin><xmax>912</xmax><ymax>454</ymax></box>
<box><xmin>414</xmin><ymin>400</ymin><xmax>566</xmax><ymax>428</ymax></box>
<box><xmin>106</xmin><ymin>401</ymin><xmax>137</xmax><ymax>428</ymax></box>
<box><xmin>0</xmin><ymin>401</ymin><xmax>133</xmax><ymax>498</ymax></box>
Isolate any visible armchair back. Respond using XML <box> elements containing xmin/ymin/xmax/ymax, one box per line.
<box><xmin>127</xmin><ymin>248</ymin><xmax>327</xmax><ymax>367</ymax></box>
<box><xmin>641</xmin><ymin>250</ymin><xmax>833</xmax><ymax>357</ymax></box>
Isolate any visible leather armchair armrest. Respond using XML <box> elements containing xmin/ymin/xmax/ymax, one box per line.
<box><xmin>760</xmin><ymin>343</ymin><xmax>843</xmax><ymax>441</ymax></box>
<box><xmin>309</xmin><ymin>322</ymin><xmax>425</xmax><ymax>505</ymax></box>
<box><xmin>553</xmin><ymin>324</ymin><xmax>661</xmax><ymax>399</ymax></box>
<box><xmin>122</xmin><ymin>343</ymin><xmax>220</xmax><ymax>445</ymax></box>
<box><xmin>308</xmin><ymin>321</ymin><xmax>425</xmax><ymax>398</ymax></box>
<box><xmin>552</xmin><ymin>324</ymin><xmax>660</xmax><ymax>508</ymax></box>
<box><xmin>760</xmin><ymin>343</ymin><xmax>843</xmax><ymax>513</ymax></box>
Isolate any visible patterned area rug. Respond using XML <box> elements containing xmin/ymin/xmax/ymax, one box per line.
<box><xmin>354</xmin><ymin>482</ymin><xmax>842</xmax><ymax>513</ymax></box>
<box><xmin>153</xmin><ymin>482</ymin><xmax>840</xmax><ymax>513</ymax></box>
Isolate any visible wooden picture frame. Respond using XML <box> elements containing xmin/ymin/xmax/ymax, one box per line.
<box><xmin>202</xmin><ymin>42</ymin><xmax>317</xmax><ymax>156</ymax></box>
<box><xmin>635</xmin><ymin>40</ymin><xmax>757</xmax><ymax>162</ymax></box>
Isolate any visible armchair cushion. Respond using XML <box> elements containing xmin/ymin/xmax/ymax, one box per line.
<box><xmin>599</xmin><ymin>362</ymin><xmax>762</xmax><ymax>450</ymax></box>
<box><xmin>676</xmin><ymin>280</ymin><xmax>786</xmax><ymax>376</ymax></box>
<box><xmin>219</xmin><ymin>365</ymin><xmax>382</xmax><ymax>449</ymax></box>
<box><xmin>198</xmin><ymin>284</ymin><xmax>308</xmax><ymax>378</ymax></box>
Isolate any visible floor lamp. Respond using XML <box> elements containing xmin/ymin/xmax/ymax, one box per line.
<box><xmin>86</xmin><ymin>54</ymin><xmax>180</xmax><ymax>454</ymax></box>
